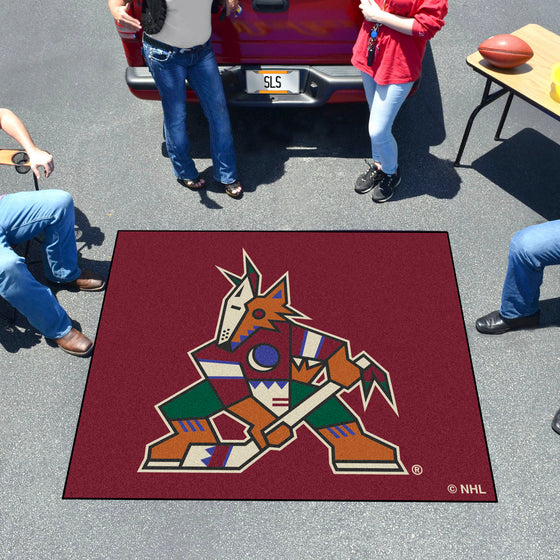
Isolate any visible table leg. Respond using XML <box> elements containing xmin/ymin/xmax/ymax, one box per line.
<box><xmin>454</xmin><ymin>79</ymin><xmax>510</xmax><ymax>166</ymax></box>
<box><xmin>495</xmin><ymin>92</ymin><xmax>514</xmax><ymax>141</ymax></box>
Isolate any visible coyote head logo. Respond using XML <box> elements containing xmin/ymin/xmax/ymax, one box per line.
<box><xmin>216</xmin><ymin>253</ymin><xmax>304</xmax><ymax>351</ymax></box>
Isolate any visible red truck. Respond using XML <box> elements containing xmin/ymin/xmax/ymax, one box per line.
<box><xmin>115</xmin><ymin>0</ymin><xmax>366</xmax><ymax>106</ymax></box>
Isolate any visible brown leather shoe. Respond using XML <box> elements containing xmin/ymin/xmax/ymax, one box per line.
<box><xmin>54</xmin><ymin>328</ymin><xmax>94</xmax><ymax>357</ymax></box>
<box><xmin>67</xmin><ymin>270</ymin><xmax>105</xmax><ymax>291</ymax></box>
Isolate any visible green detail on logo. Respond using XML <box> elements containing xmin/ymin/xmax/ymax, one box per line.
<box><xmin>160</xmin><ymin>380</ymin><xmax>222</xmax><ymax>420</ymax></box>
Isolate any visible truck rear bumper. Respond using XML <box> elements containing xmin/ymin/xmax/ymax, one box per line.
<box><xmin>125</xmin><ymin>64</ymin><xmax>365</xmax><ymax>106</ymax></box>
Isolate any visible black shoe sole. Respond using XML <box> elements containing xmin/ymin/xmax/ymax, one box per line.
<box><xmin>355</xmin><ymin>184</ymin><xmax>375</xmax><ymax>194</ymax></box>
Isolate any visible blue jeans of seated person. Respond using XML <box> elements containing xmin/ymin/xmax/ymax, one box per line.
<box><xmin>143</xmin><ymin>39</ymin><xmax>237</xmax><ymax>185</ymax></box>
<box><xmin>0</xmin><ymin>190</ymin><xmax>81</xmax><ymax>339</ymax></box>
<box><xmin>500</xmin><ymin>220</ymin><xmax>560</xmax><ymax>319</ymax></box>
<box><xmin>361</xmin><ymin>73</ymin><xmax>413</xmax><ymax>176</ymax></box>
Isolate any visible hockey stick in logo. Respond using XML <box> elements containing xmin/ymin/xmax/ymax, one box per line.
<box><xmin>174</xmin><ymin>353</ymin><xmax>402</xmax><ymax>473</ymax></box>
<box><xmin>178</xmin><ymin>379</ymin><xmax>341</xmax><ymax>471</ymax></box>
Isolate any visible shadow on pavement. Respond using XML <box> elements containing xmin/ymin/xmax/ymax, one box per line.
<box><xmin>539</xmin><ymin>296</ymin><xmax>560</xmax><ymax>328</ymax></box>
<box><xmin>472</xmin><ymin>128</ymin><xmax>560</xmax><ymax>220</ymax></box>
<box><xmin>392</xmin><ymin>43</ymin><xmax>461</xmax><ymax>201</ymax></box>
<box><xmin>74</xmin><ymin>206</ymin><xmax>105</xmax><ymax>252</ymax></box>
<box><xmin>0</xmin><ymin>319</ymin><xmax>43</xmax><ymax>353</ymax></box>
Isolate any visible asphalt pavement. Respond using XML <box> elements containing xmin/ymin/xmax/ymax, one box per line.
<box><xmin>1</xmin><ymin>1</ymin><xmax>559</xmax><ymax>558</ymax></box>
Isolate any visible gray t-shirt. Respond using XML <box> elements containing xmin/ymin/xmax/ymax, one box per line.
<box><xmin>149</xmin><ymin>0</ymin><xmax>213</xmax><ymax>49</ymax></box>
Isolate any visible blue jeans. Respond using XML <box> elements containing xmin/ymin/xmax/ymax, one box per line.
<box><xmin>0</xmin><ymin>190</ymin><xmax>80</xmax><ymax>338</ymax></box>
<box><xmin>143</xmin><ymin>39</ymin><xmax>237</xmax><ymax>184</ymax></box>
<box><xmin>361</xmin><ymin>73</ymin><xmax>413</xmax><ymax>175</ymax></box>
<box><xmin>500</xmin><ymin>220</ymin><xmax>560</xmax><ymax>319</ymax></box>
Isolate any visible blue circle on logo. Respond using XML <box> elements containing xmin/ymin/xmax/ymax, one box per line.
<box><xmin>253</xmin><ymin>344</ymin><xmax>280</xmax><ymax>368</ymax></box>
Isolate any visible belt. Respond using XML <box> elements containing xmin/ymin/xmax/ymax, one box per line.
<box><xmin>143</xmin><ymin>34</ymin><xmax>207</xmax><ymax>54</ymax></box>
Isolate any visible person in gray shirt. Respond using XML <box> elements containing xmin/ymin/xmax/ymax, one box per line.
<box><xmin>109</xmin><ymin>0</ymin><xmax>243</xmax><ymax>198</ymax></box>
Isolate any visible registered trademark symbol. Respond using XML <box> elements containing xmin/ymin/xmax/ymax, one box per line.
<box><xmin>448</xmin><ymin>484</ymin><xmax>458</xmax><ymax>494</ymax></box>
<box><xmin>411</xmin><ymin>464</ymin><xmax>423</xmax><ymax>475</ymax></box>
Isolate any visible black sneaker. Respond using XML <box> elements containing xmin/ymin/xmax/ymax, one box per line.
<box><xmin>354</xmin><ymin>162</ymin><xmax>382</xmax><ymax>194</ymax></box>
<box><xmin>371</xmin><ymin>169</ymin><xmax>401</xmax><ymax>203</ymax></box>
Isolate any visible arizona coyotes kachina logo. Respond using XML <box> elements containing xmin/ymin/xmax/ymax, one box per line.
<box><xmin>140</xmin><ymin>253</ymin><xmax>406</xmax><ymax>474</ymax></box>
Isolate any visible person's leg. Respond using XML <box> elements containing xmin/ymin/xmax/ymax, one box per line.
<box><xmin>361</xmin><ymin>72</ymin><xmax>381</xmax><ymax>166</ymax></box>
<box><xmin>0</xmin><ymin>190</ymin><xmax>81</xmax><ymax>284</ymax></box>
<box><xmin>356</xmin><ymin>75</ymin><xmax>412</xmax><ymax>199</ymax></box>
<box><xmin>368</xmin><ymin>81</ymin><xmax>413</xmax><ymax>175</ymax></box>
<box><xmin>354</xmin><ymin>73</ymin><xmax>383</xmax><ymax>193</ymax></box>
<box><xmin>500</xmin><ymin>220</ymin><xmax>560</xmax><ymax>318</ymax></box>
<box><xmin>0</xmin><ymin>192</ymin><xmax>97</xmax><ymax>355</ymax></box>
<box><xmin>186</xmin><ymin>42</ymin><xmax>237</xmax><ymax>185</ymax></box>
<box><xmin>0</xmin><ymin>234</ymin><xmax>72</xmax><ymax>339</ymax></box>
<box><xmin>143</xmin><ymin>43</ymin><xmax>200</xmax><ymax>182</ymax></box>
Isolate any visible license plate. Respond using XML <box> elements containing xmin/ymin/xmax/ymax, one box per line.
<box><xmin>246</xmin><ymin>70</ymin><xmax>299</xmax><ymax>94</ymax></box>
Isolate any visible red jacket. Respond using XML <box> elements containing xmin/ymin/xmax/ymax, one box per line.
<box><xmin>351</xmin><ymin>0</ymin><xmax>448</xmax><ymax>85</ymax></box>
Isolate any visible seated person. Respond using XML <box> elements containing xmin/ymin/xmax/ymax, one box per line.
<box><xmin>476</xmin><ymin>221</ymin><xmax>560</xmax><ymax>435</ymax></box>
<box><xmin>0</xmin><ymin>108</ymin><xmax>104</xmax><ymax>357</ymax></box>
<box><xmin>476</xmin><ymin>220</ymin><xmax>560</xmax><ymax>334</ymax></box>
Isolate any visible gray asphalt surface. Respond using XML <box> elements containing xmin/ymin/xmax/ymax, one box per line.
<box><xmin>1</xmin><ymin>1</ymin><xmax>560</xmax><ymax>558</ymax></box>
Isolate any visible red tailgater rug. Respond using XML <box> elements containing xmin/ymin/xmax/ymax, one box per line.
<box><xmin>64</xmin><ymin>231</ymin><xmax>496</xmax><ymax>502</ymax></box>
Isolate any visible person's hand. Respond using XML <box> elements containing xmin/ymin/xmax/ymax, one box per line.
<box><xmin>359</xmin><ymin>0</ymin><xmax>384</xmax><ymax>23</ymax></box>
<box><xmin>27</xmin><ymin>148</ymin><xmax>54</xmax><ymax>179</ymax></box>
<box><xmin>225</xmin><ymin>0</ymin><xmax>239</xmax><ymax>17</ymax></box>
<box><xmin>110</xmin><ymin>4</ymin><xmax>141</xmax><ymax>32</ymax></box>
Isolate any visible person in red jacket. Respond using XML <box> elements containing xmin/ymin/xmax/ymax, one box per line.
<box><xmin>352</xmin><ymin>0</ymin><xmax>447</xmax><ymax>202</ymax></box>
